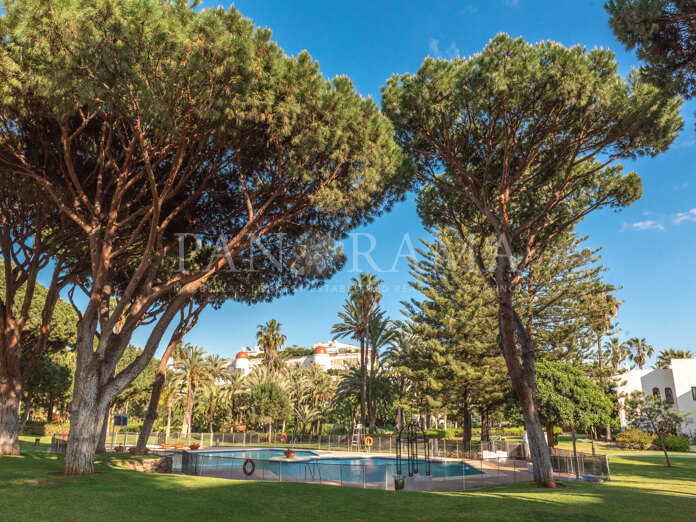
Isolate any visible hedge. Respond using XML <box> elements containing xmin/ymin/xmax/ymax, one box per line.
<box><xmin>21</xmin><ymin>421</ymin><xmax>71</xmax><ymax>436</ymax></box>
<box><xmin>659</xmin><ymin>435</ymin><xmax>690</xmax><ymax>452</ymax></box>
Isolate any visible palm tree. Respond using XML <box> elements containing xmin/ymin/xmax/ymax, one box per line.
<box><xmin>256</xmin><ymin>319</ymin><xmax>286</xmax><ymax>374</ymax></box>
<box><xmin>161</xmin><ymin>370</ymin><xmax>180</xmax><ymax>439</ymax></box>
<box><xmin>219</xmin><ymin>373</ymin><xmax>247</xmax><ymax>426</ymax></box>
<box><xmin>334</xmin><ymin>366</ymin><xmax>361</xmax><ymax>429</ymax></box>
<box><xmin>589</xmin><ymin>294</ymin><xmax>619</xmax><ymax>371</ymax></box>
<box><xmin>302</xmin><ymin>364</ymin><xmax>335</xmax><ymax>434</ymax></box>
<box><xmin>655</xmin><ymin>348</ymin><xmax>694</xmax><ymax>369</ymax></box>
<box><xmin>627</xmin><ymin>337</ymin><xmax>654</xmax><ymax>370</ymax></box>
<box><xmin>384</xmin><ymin>330</ymin><xmax>415</xmax><ymax>432</ymax></box>
<box><xmin>199</xmin><ymin>355</ymin><xmax>230</xmax><ymax>437</ymax></box>
<box><xmin>332</xmin><ymin>272</ymin><xmax>383</xmax><ymax>428</ymax></box>
<box><xmin>367</xmin><ymin>308</ymin><xmax>395</xmax><ymax>432</ymax></box>
<box><xmin>604</xmin><ymin>337</ymin><xmax>628</xmax><ymax>372</ymax></box>
<box><xmin>172</xmin><ymin>344</ymin><xmax>208</xmax><ymax>436</ymax></box>
<box><xmin>295</xmin><ymin>403</ymin><xmax>322</xmax><ymax>435</ymax></box>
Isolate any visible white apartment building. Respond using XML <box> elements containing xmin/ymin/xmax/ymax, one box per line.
<box><xmin>616</xmin><ymin>358</ymin><xmax>696</xmax><ymax>435</ymax></box>
<box><xmin>226</xmin><ymin>339</ymin><xmax>367</xmax><ymax>375</ymax></box>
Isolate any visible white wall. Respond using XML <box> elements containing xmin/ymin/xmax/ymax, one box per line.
<box><xmin>616</xmin><ymin>360</ymin><xmax>696</xmax><ymax>435</ymax></box>
<box><xmin>671</xmin><ymin>359</ymin><xmax>696</xmax><ymax>433</ymax></box>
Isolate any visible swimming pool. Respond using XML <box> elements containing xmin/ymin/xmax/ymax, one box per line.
<box><xmin>184</xmin><ymin>449</ymin><xmax>483</xmax><ymax>484</ymax></box>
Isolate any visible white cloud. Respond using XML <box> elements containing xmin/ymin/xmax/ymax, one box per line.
<box><xmin>673</xmin><ymin>138</ymin><xmax>696</xmax><ymax>150</ymax></box>
<box><xmin>429</xmin><ymin>39</ymin><xmax>440</xmax><ymax>56</ymax></box>
<box><xmin>464</xmin><ymin>4</ymin><xmax>479</xmax><ymax>14</ymax></box>
<box><xmin>429</xmin><ymin>39</ymin><xmax>459</xmax><ymax>59</ymax></box>
<box><xmin>447</xmin><ymin>42</ymin><xmax>460</xmax><ymax>59</ymax></box>
<box><xmin>675</xmin><ymin>208</ymin><xmax>696</xmax><ymax>224</ymax></box>
<box><xmin>504</xmin><ymin>0</ymin><xmax>520</xmax><ymax>6</ymax></box>
<box><xmin>621</xmin><ymin>220</ymin><xmax>666</xmax><ymax>232</ymax></box>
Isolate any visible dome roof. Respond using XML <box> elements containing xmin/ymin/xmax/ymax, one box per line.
<box><xmin>313</xmin><ymin>345</ymin><xmax>327</xmax><ymax>355</ymax></box>
<box><xmin>236</xmin><ymin>351</ymin><xmax>249</xmax><ymax>359</ymax></box>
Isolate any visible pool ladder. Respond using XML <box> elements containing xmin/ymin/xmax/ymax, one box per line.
<box><xmin>304</xmin><ymin>461</ymin><xmax>322</xmax><ymax>482</ymax></box>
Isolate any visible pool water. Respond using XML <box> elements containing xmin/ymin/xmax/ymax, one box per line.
<box><xmin>303</xmin><ymin>457</ymin><xmax>482</xmax><ymax>481</ymax></box>
<box><xmin>199</xmin><ymin>449</ymin><xmax>318</xmax><ymax>460</ymax></box>
<box><xmin>191</xmin><ymin>450</ymin><xmax>482</xmax><ymax>483</ymax></box>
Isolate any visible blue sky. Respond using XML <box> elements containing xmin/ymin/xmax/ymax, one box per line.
<box><xmin>126</xmin><ymin>0</ymin><xmax>696</xmax><ymax>362</ymax></box>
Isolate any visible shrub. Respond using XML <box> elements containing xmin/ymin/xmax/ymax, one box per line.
<box><xmin>657</xmin><ymin>435</ymin><xmax>690</xmax><ymax>452</ymax></box>
<box><xmin>21</xmin><ymin>421</ymin><xmax>71</xmax><ymax>437</ymax></box>
<box><xmin>616</xmin><ymin>428</ymin><xmax>653</xmax><ymax>449</ymax></box>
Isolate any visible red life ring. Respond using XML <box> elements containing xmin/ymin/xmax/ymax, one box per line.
<box><xmin>62</xmin><ymin>433</ymin><xmax>69</xmax><ymax>442</ymax></box>
<box><xmin>364</xmin><ymin>436</ymin><xmax>373</xmax><ymax>447</ymax></box>
<box><xmin>279</xmin><ymin>433</ymin><xmax>288</xmax><ymax>443</ymax></box>
<box><xmin>243</xmin><ymin>459</ymin><xmax>255</xmax><ymax>476</ymax></box>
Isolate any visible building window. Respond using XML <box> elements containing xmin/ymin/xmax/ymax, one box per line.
<box><xmin>692</xmin><ymin>387</ymin><xmax>696</xmax><ymax>401</ymax></box>
<box><xmin>652</xmin><ymin>387</ymin><xmax>660</xmax><ymax>398</ymax></box>
<box><xmin>665</xmin><ymin>387</ymin><xmax>674</xmax><ymax>404</ymax></box>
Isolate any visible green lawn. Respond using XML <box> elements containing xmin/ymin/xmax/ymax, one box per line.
<box><xmin>1</xmin><ymin>437</ymin><xmax>695</xmax><ymax>521</ymax></box>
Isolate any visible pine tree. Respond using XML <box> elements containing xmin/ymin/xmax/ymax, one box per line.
<box><xmin>383</xmin><ymin>34</ymin><xmax>681</xmax><ymax>487</ymax></box>
<box><xmin>402</xmin><ymin>228</ymin><xmax>507</xmax><ymax>442</ymax></box>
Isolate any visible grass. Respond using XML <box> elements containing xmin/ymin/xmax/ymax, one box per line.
<box><xmin>1</xmin><ymin>437</ymin><xmax>695</xmax><ymax>521</ymax></box>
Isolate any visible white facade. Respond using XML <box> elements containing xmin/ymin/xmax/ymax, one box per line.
<box><xmin>616</xmin><ymin>358</ymin><xmax>696</xmax><ymax>435</ymax></box>
<box><xmin>225</xmin><ymin>341</ymin><xmax>364</xmax><ymax>376</ymax></box>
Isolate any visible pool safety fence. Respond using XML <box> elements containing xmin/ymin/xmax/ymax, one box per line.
<box><xmin>179</xmin><ymin>450</ymin><xmax>532</xmax><ymax>492</ymax></box>
<box><xmin>112</xmin><ymin>431</ymin><xmax>610</xmax><ymax>489</ymax></box>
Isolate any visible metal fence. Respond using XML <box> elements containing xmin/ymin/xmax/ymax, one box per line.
<box><xmin>112</xmin><ymin>431</ymin><xmax>529</xmax><ymax>457</ymax></box>
<box><xmin>178</xmin><ymin>450</ymin><xmax>536</xmax><ymax>492</ymax></box>
<box><xmin>549</xmin><ymin>447</ymin><xmax>611</xmax><ymax>481</ymax></box>
<box><xmin>112</xmin><ymin>431</ymin><xmax>610</xmax><ymax>488</ymax></box>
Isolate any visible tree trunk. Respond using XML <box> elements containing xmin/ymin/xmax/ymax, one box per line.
<box><xmin>462</xmin><ymin>386</ymin><xmax>472</xmax><ymax>445</ymax></box>
<box><xmin>359</xmin><ymin>337</ymin><xmax>366</xmax><ymax>428</ymax></box>
<box><xmin>166</xmin><ymin>401</ymin><xmax>172</xmax><ymax>439</ymax></box>
<box><xmin>462</xmin><ymin>411</ymin><xmax>472</xmax><ymax>446</ymax></box>
<box><xmin>19</xmin><ymin>394</ymin><xmax>33</xmax><ymax>433</ymax></box>
<box><xmin>136</xmin><ymin>371</ymin><xmax>166</xmax><ymax>453</ymax></box>
<box><xmin>481</xmin><ymin>405</ymin><xmax>490</xmax><ymax>443</ymax></box>
<box><xmin>47</xmin><ymin>395</ymin><xmax>55</xmax><ymax>423</ymax></box>
<box><xmin>597</xmin><ymin>336</ymin><xmax>612</xmax><ymax>441</ymax></box>
<box><xmin>96</xmin><ymin>402</ymin><xmax>111</xmax><ymax>452</ymax></box>
<box><xmin>0</xmin><ymin>356</ymin><xmax>21</xmax><ymax>455</ymax></box>
<box><xmin>546</xmin><ymin>423</ymin><xmax>555</xmax><ymax>447</ymax></box>
<box><xmin>64</xmin><ymin>368</ymin><xmax>106</xmax><ymax>475</ymax></box>
<box><xmin>368</xmin><ymin>347</ymin><xmax>376</xmax><ymax>433</ymax></box>
<box><xmin>495</xmin><ymin>251</ymin><xmax>556</xmax><ymax>487</ymax></box>
<box><xmin>182</xmin><ymin>382</ymin><xmax>193</xmax><ymax>437</ymax></box>
<box><xmin>655</xmin><ymin>430</ymin><xmax>671</xmax><ymax>468</ymax></box>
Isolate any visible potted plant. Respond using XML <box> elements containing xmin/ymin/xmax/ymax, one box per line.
<box><xmin>283</xmin><ymin>450</ymin><xmax>297</xmax><ymax>459</ymax></box>
<box><xmin>114</xmin><ymin>446</ymin><xmax>123</xmax><ymax>452</ymax></box>
<box><xmin>173</xmin><ymin>443</ymin><xmax>185</xmax><ymax>450</ymax></box>
<box><xmin>189</xmin><ymin>444</ymin><xmax>200</xmax><ymax>450</ymax></box>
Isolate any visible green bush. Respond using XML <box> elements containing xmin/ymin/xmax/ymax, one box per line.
<box><xmin>657</xmin><ymin>435</ymin><xmax>690</xmax><ymax>452</ymax></box>
<box><xmin>21</xmin><ymin>421</ymin><xmax>71</xmax><ymax>436</ymax></box>
<box><xmin>616</xmin><ymin>428</ymin><xmax>653</xmax><ymax>449</ymax></box>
